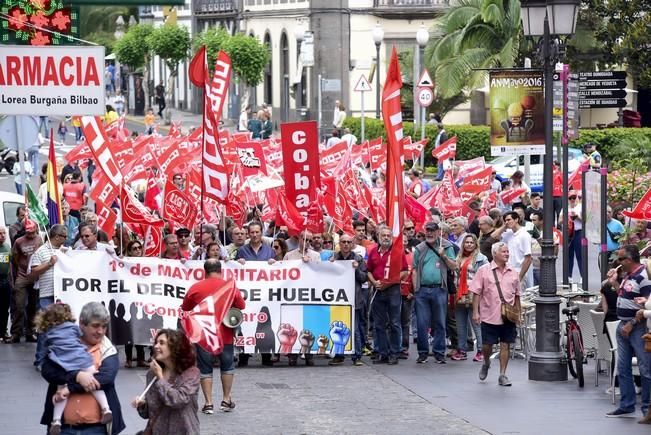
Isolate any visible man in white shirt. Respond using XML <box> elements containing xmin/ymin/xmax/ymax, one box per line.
<box><xmin>340</xmin><ymin>128</ymin><xmax>357</xmax><ymax>147</ymax></box>
<box><xmin>283</xmin><ymin>230</ymin><xmax>320</xmax><ymax>263</ymax></box>
<box><xmin>76</xmin><ymin>224</ymin><xmax>113</xmax><ymax>253</ymax></box>
<box><xmin>500</xmin><ymin>211</ymin><xmax>533</xmax><ymax>289</ymax></box>
<box><xmin>238</xmin><ymin>105</ymin><xmax>251</xmax><ymax>132</ymax></box>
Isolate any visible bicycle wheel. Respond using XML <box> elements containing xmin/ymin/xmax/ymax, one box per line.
<box><xmin>571</xmin><ymin>329</ymin><xmax>584</xmax><ymax>388</ymax></box>
<box><xmin>567</xmin><ymin>328</ymin><xmax>577</xmax><ymax>379</ymax></box>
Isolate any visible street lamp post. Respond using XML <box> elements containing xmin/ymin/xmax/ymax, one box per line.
<box><xmin>416</xmin><ymin>23</ymin><xmax>429</xmax><ymax>169</ymax></box>
<box><xmin>294</xmin><ymin>22</ymin><xmax>305</xmax><ymax>120</ymax></box>
<box><xmin>521</xmin><ymin>0</ymin><xmax>580</xmax><ymax>382</ymax></box>
<box><xmin>373</xmin><ymin>23</ymin><xmax>384</xmax><ymax>119</ymax></box>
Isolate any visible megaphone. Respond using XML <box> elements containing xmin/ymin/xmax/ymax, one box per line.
<box><xmin>223</xmin><ymin>308</ymin><xmax>243</xmax><ymax>328</ymax></box>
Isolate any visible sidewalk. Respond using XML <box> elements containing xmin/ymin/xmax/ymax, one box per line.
<box><xmin>3</xmin><ymin>339</ymin><xmax>649</xmax><ymax>435</ymax></box>
<box><xmin>124</xmin><ymin>107</ymin><xmax>235</xmax><ymax>134</ymax></box>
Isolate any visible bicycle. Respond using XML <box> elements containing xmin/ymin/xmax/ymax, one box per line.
<box><xmin>560</xmin><ymin>291</ymin><xmax>594</xmax><ymax>388</ymax></box>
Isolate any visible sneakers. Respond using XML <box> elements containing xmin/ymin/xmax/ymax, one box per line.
<box><xmin>220</xmin><ymin>400</ymin><xmax>236</xmax><ymax>412</ymax></box>
<box><xmin>362</xmin><ymin>346</ymin><xmax>373</xmax><ymax>356</ymax></box>
<box><xmin>373</xmin><ymin>357</ymin><xmax>389</xmax><ymax>364</ymax></box>
<box><xmin>605</xmin><ymin>409</ymin><xmax>635</xmax><ymax>418</ymax></box>
<box><xmin>352</xmin><ymin>359</ymin><xmax>364</xmax><ymax>366</ymax></box>
<box><xmin>479</xmin><ymin>363</ymin><xmax>490</xmax><ymax>381</ymax></box>
<box><xmin>434</xmin><ymin>356</ymin><xmax>446</xmax><ymax>364</ymax></box>
<box><xmin>398</xmin><ymin>350</ymin><xmax>409</xmax><ymax>359</ymax></box>
<box><xmin>202</xmin><ymin>404</ymin><xmax>214</xmax><ymax>414</ymax></box>
<box><xmin>328</xmin><ymin>357</ymin><xmax>345</xmax><ymax>366</ymax></box>
<box><xmin>498</xmin><ymin>374</ymin><xmax>512</xmax><ymax>387</ymax></box>
<box><xmin>450</xmin><ymin>350</ymin><xmax>467</xmax><ymax>361</ymax></box>
<box><xmin>387</xmin><ymin>356</ymin><xmax>399</xmax><ymax>365</ymax></box>
<box><xmin>473</xmin><ymin>351</ymin><xmax>484</xmax><ymax>362</ymax></box>
<box><xmin>416</xmin><ymin>354</ymin><xmax>428</xmax><ymax>364</ymax></box>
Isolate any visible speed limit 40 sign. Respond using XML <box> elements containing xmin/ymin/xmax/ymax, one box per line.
<box><xmin>417</xmin><ymin>87</ymin><xmax>434</xmax><ymax>107</ymax></box>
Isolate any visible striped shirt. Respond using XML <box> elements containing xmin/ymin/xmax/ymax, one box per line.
<box><xmin>616</xmin><ymin>264</ymin><xmax>651</xmax><ymax>320</ymax></box>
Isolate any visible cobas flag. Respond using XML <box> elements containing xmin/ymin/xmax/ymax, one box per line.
<box><xmin>382</xmin><ymin>47</ymin><xmax>405</xmax><ymax>283</ymax></box>
<box><xmin>431</xmin><ymin>136</ymin><xmax>457</xmax><ymax>161</ymax></box>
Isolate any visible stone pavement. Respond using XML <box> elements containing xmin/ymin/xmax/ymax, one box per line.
<box><xmin>3</xmin><ymin>340</ymin><xmax>650</xmax><ymax>435</ymax></box>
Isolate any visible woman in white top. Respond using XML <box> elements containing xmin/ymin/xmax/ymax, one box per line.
<box><xmin>13</xmin><ymin>157</ymin><xmax>33</xmax><ymax>195</ymax></box>
<box><xmin>333</xmin><ymin>101</ymin><xmax>346</xmax><ymax>131</ymax></box>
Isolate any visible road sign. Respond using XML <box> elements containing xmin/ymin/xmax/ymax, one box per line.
<box><xmin>354</xmin><ymin>75</ymin><xmax>372</xmax><ymax>92</ymax></box>
<box><xmin>579</xmin><ymin>71</ymin><xmax>627</xmax><ymax>80</ymax></box>
<box><xmin>579</xmin><ymin>89</ymin><xmax>627</xmax><ymax>99</ymax></box>
<box><xmin>579</xmin><ymin>79</ymin><xmax>626</xmax><ymax>89</ymax></box>
<box><xmin>416</xmin><ymin>87</ymin><xmax>434</xmax><ymax>107</ymax></box>
<box><xmin>417</xmin><ymin>70</ymin><xmax>434</xmax><ymax>88</ymax></box>
<box><xmin>321</xmin><ymin>79</ymin><xmax>341</xmax><ymax>92</ymax></box>
<box><xmin>579</xmin><ymin>98</ymin><xmax>627</xmax><ymax>109</ymax></box>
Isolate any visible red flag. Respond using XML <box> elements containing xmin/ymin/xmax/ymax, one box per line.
<box><xmin>81</xmin><ymin>116</ymin><xmax>123</xmax><ymax>188</ymax></box>
<box><xmin>189</xmin><ymin>46</ymin><xmax>206</xmax><ymax>88</ymax></box>
<box><xmin>431</xmin><ymin>136</ymin><xmax>457</xmax><ymax>161</ymax></box>
<box><xmin>95</xmin><ymin>199</ymin><xmax>117</xmax><ymax>240</ymax></box>
<box><xmin>403</xmin><ymin>137</ymin><xmax>428</xmax><ymax>161</ymax></box>
<box><xmin>280</xmin><ymin>121</ymin><xmax>321</xmax><ymax>222</ymax></box>
<box><xmin>623</xmin><ymin>188</ymin><xmax>651</xmax><ymax>220</ymax></box>
<box><xmin>226</xmin><ymin>193</ymin><xmax>247</xmax><ymax>227</ymax></box>
<box><xmin>202</xmin><ymin>51</ymin><xmax>232</xmax><ymax>204</ymax></box>
<box><xmin>64</xmin><ymin>140</ymin><xmax>93</xmax><ymax>164</ymax></box>
<box><xmin>163</xmin><ymin>180</ymin><xmax>198</xmax><ymax>229</ymax></box>
<box><xmin>568</xmin><ymin>161</ymin><xmax>590</xmax><ymax>191</ymax></box>
<box><xmin>236</xmin><ymin>141</ymin><xmax>268</xmax><ymax>177</ymax></box>
<box><xmin>181</xmin><ymin>279</ymin><xmax>237</xmax><ymax>354</ymax></box>
<box><xmin>382</xmin><ymin>47</ymin><xmax>405</xmax><ymax>283</ymax></box>
<box><xmin>121</xmin><ymin>184</ymin><xmax>164</xmax><ymax>227</ymax></box>
<box><xmin>500</xmin><ymin>187</ymin><xmax>527</xmax><ymax>205</ymax></box>
<box><xmin>404</xmin><ymin>194</ymin><xmax>429</xmax><ymax>232</ymax></box>
<box><xmin>143</xmin><ymin>170</ymin><xmax>162</xmax><ymax>211</ymax></box>
<box><xmin>276</xmin><ymin>193</ymin><xmax>305</xmax><ymax>236</ymax></box>
<box><xmin>143</xmin><ymin>225</ymin><xmax>163</xmax><ymax>257</ymax></box>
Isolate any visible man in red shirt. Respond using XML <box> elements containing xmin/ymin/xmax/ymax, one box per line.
<box><xmin>182</xmin><ymin>259</ymin><xmax>245</xmax><ymax>415</ymax></box>
<box><xmin>366</xmin><ymin>225</ymin><xmax>408</xmax><ymax>365</ymax></box>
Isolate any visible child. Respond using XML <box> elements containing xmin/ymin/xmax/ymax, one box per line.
<box><xmin>57</xmin><ymin>120</ymin><xmax>68</xmax><ymax>144</ymax></box>
<box><xmin>35</xmin><ymin>304</ymin><xmax>112</xmax><ymax>435</ymax></box>
<box><xmin>144</xmin><ymin>108</ymin><xmax>156</xmax><ymax>135</ymax></box>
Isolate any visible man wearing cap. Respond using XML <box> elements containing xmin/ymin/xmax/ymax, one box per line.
<box><xmin>584</xmin><ymin>143</ymin><xmax>602</xmax><ymax>170</ymax></box>
<box><xmin>176</xmin><ymin>227</ymin><xmax>192</xmax><ymax>259</ymax></box>
<box><xmin>412</xmin><ymin>221</ymin><xmax>457</xmax><ymax>364</ymax></box>
<box><xmin>9</xmin><ymin>220</ymin><xmax>43</xmax><ymax>343</ymax></box>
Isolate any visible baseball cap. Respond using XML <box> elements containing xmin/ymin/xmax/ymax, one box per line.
<box><xmin>24</xmin><ymin>219</ymin><xmax>37</xmax><ymax>232</ymax></box>
<box><xmin>175</xmin><ymin>227</ymin><xmax>191</xmax><ymax>237</ymax></box>
<box><xmin>424</xmin><ymin>222</ymin><xmax>440</xmax><ymax>232</ymax></box>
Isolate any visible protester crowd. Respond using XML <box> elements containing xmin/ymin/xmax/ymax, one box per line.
<box><xmin>2</xmin><ymin>113</ymin><xmax>651</xmax><ymax>435</ymax></box>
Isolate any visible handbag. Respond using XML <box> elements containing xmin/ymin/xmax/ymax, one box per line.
<box><xmin>492</xmin><ymin>268</ymin><xmax>521</xmax><ymax>325</ymax></box>
<box><xmin>643</xmin><ymin>332</ymin><xmax>651</xmax><ymax>353</ymax></box>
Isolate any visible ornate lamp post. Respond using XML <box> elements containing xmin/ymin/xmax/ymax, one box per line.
<box><xmin>372</xmin><ymin>22</ymin><xmax>384</xmax><ymax>119</ymax></box>
<box><xmin>521</xmin><ymin>0</ymin><xmax>581</xmax><ymax>382</ymax></box>
<box><xmin>416</xmin><ymin>23</ymin><xmax>429</xmax><ymax>168</ymax></box>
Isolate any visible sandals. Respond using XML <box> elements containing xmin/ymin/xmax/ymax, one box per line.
<box><xmin>220</xmin><ymin>400</ymin><xmax>236</xmax><ymax>412</ymax></box>
<box><xmin>201</xmin><ymin>404</ymin><xmax>214</xmax><ymax>414</ymax></box>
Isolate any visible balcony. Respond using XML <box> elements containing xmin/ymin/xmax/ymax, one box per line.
<box><xmin>373</xmin><ymin>0</ymin><xmax>449</xmax><ymax>18</ymax></box>
<box><xmin>194</xmin><ymin>0</ymin><xmax>238</xmax><ymax>15</ymax></box>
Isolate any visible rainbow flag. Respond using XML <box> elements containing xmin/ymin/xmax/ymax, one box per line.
<box><xmin>46</xmin><ymin>135</ymin><xmax>62</xmax><ymax>225</ymax></box>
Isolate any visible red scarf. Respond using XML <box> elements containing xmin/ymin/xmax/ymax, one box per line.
<box><xmin>457</xmin><ymin>255</ymin><xmax>473</xmax><ymax>300</ymax></box>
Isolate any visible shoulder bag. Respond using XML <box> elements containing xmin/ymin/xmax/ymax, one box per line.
<box><xmin>492</xmin><ymin>268</ymin><xmax>521</xmax><ymax>325</ymax></box>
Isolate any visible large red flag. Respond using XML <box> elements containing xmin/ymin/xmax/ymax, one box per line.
<box><xmin>202</xmin><ymin>51</ymin><xmax>231</xmax><ymax>204</ymax></box>
<box><xmin>382</xmin><ymin>47</ymin><xmax>405</xmax><ymax>283</ymax></box>
<box><xmin>181</xmin><ymin>279</ymin><xmax>237</xmax><ymax>355</ymax></box>
<box><xmin>189</xmin><ymin>46</ymin><xmax>207</xmax><ymax>88</ymax></box>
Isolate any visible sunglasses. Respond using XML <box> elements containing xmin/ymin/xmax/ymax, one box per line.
<box><xmin>324</xmin><ymin>240</ymin><xmax>333</xmax><ymax>244</ymax></box>
<box><xmin>131</xmin><ymin>245</ymin><xmax>142</xmax><ymax>250</ymax></box>
<box><xmin>340</xmin><ymin>240</ymin><xmax>352</xmax><ymax>244</ymax></box>
<box><xmin>404</xmin><ymin>227</ymin><xmax>415</xmax><ymax>231</ymax></box>
<box><xmin>273</xmin><ymin>245</ymin><xmax>281</xmax><ymax>249</ymax></box>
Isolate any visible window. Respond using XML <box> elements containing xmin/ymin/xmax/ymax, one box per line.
<box><xmin>263</xmin><ymin>32</ymin><xmax>273</xmax><ymax>105</ymax></box>
<box><xmin>3</xmin><ymin>202</ymin><xmax>21</xmax><ymax>227</ymax></box>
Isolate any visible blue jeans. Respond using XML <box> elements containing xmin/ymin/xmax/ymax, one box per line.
<box><xmin>15</xmin><ymin>182</ymin><xmax>22</xmax><ymax>195</ymax></box>
<box><xmin>415</xmin><ymin>286</ymin><xmax>447</xmax><ymax>358</ymax></box>
<box><xmin>35</xmin><ymin>297</ymin><xmax>54</xmax><ymax>367</ymax></box>
<box><xmin>455</xmin><ymin>304</ymin><xmax>482</xmax><ymax>352</ymax></box>
<box><xmin>371</xmin><ymin>285</ymin><xmax>402</xmax><ymax>358</ymax></box>
<box><xmin>60</xmin><ymin>424</ymin><xmax>107</xmax><ymax>435</ymax></box>
<box><xmin>616</xmin><ymin>322</ymin><xmax>651</xmax><ymax>413</ymax></box>
<box><xmin>436</xmin><ymin>163</ymin><xmax>444</xmax><ymax>180</ymax></box>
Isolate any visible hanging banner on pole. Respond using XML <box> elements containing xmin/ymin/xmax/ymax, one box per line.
<box><xmin>584</xmin><ymin>170</ymin><xmax>602</xmax><ymax>243</ymax></box>
<box><xmin>489</xmin><ymin>69</ymin><xmax>545</xmax><ymax>156</ymax></box>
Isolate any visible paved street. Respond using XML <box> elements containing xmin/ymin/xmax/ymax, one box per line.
<box><xmin>3</xmin><ymin>339</ymin><xmax>650</xmax><ymax>435</ymax></box>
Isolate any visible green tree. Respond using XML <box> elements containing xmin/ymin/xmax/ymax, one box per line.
<box><xmin>426</xmin><ymin>0</ymin><xmax>521</xmax><ymax>98</ymax></box>
<box><xmin>193</xmin><ymin>30</ymin><xmax>270</xmax><ymax>109</ymax></box>
<box><xmin>114</xmin><ymin>24</ymin><xmax>154</xmax><ymax>108</ymax></box>
<box><xmin>78</xmin><ymin>6</ymin><xmax>135</xmax><ymax>38</ymax></box>
<box><xmin>148</xmin><ymin>24</ymin><xmax>191</xmax><ymax>124</ymax></box>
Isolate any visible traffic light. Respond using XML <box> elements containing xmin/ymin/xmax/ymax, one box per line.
<box><xmin>162</xmin><ymin>6</ymin><xmax>177</xmax><ymax>26</ymax></box>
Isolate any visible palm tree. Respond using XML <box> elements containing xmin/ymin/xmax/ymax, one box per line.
<box><xmin>426</xmin><ymin>0</ymin><xmax>522</xmax><ymax>98</ymax></box>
